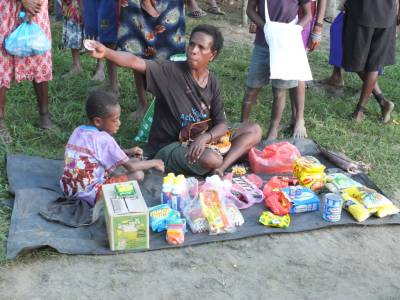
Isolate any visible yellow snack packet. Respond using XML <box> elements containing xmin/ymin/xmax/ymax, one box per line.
<box><xmin>259</xmin><ymin>211</ymin><xmax>290</xmax><ymax>228</ymax></box>
<box><xmin>341</xmin><ymin>193</ymin><xmax>370</xmax><ymax>222</ymax></box>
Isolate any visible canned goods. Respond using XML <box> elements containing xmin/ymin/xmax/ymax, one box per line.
<box><xmin>322</xmin><ymin>193</ymin><xmax>343</xmax><ymax>222</ymax></box>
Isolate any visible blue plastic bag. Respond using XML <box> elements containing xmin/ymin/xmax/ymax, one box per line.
<box><xmin>5</xmin><ymin>12</ymin><xmax>51</xmax><ymax>57</ymax></box>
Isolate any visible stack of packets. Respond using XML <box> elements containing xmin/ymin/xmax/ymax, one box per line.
<box><xmin>149</xmin><ymin>204</ymin><xmax>186</xmax><ymax>245</ymax></box>
<box><xmin>326</xmin><ymin>173</ymin><xmax>399</xmax><ymax>222</ymax></box>
<box><xmin>260</xmin><ymin>174</ymin><xmax>321</xmax><ymax>228</ymax></box>
<box><xmin>294</xmin><ymin>156</ymin><xmax>326</xmax><ymax>191</ymax></box>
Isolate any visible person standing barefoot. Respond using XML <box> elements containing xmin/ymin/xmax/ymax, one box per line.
<box><xmin>0</xmin><ymin>0</ymin><xmax>54</xmax><ymax>144</ymax></box>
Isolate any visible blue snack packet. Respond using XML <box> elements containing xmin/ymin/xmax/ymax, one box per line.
<box><xmin>149</xmin><ymin>204</ymin><xmax>182</xmax><ymax>232</ymax></box>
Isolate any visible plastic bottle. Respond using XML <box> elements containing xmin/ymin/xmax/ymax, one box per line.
<box><xmin>161</xmin><ymin>175</ymin><xmax>174</xmax><ymax>206</ymax></box>
<box><xmin>171</xmin><ymin>175</ymin><xmax>186</xmax><ymax>212</ymax></box>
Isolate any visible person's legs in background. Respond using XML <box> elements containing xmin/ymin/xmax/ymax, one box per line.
<box><xmin>130</xmin><ymin>71</ymin><xmax>148</xmax><ymax>121</ymax></box>
<box><xmin>290</xmin><ymin>81</ymin><xmax>307</xmax><ymax>138</ymax></box>
<box><xmin>186</xmin><ymin>0</ymin><xmax>207</xmax><ymax>18</ymax></box>
<box><xmin>241</xmin><ymin>44</ymin><xmax>269</xmax><ymax>124</ymax></box>
<box><xmin>33</xmin><ymin>81</ymin><xmax>54</xmax><ymax>129</ymax></box>
<box><xmin>0</xmin><ymin>87</ymin><xmax>12</xmax><ymax>144</ymax></box>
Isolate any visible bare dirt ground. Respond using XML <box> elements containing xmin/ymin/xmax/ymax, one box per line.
<box><xmin>1</xmin><ymin>11</ymin><xmax>400</xmax><ymax>300</ymax></box>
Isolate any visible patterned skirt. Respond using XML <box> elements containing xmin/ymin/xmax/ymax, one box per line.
<box><xmin>62</xmin><ymin>17</ymin><xmax>83</xmax><ymax>49</ymax></box>
<box><xmin>0</xmin><ymin>0</ymin><xmax>52</xmax><ymax>88</ymax></box>
<box><xmin>118</xmin><ymin>0</ymin><xmax>186</xmax><ymax>59</ymax></box>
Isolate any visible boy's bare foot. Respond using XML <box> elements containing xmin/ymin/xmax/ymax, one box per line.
<box><xmin>381</xmin><ymin>100</ymin><xmax>394</xmax><ymax>124</ymax></box>
<box><xmin>39</xmin><ymin>113</ymin><xmax>55</xmax><ymax>130</ymax></box>
<box><xmin>0</xmin><ymin>119</ymin><xmax>13</xmax><ymax>144</ymax></box>
<box><xmin>141</xmin><ymin>0</ymin><xmax>160</xmax><ymax>17</ymax></box>
<box><xmin>61</xmin><ymin>66</ymin><xmax>82</xmax><ymax>79</ymax></box>
<box><xmin>319</xmin><ymin>76</ymin><xmax>344</xmax><ymax>88</ymax></box>
<box><xmin>292</xmin><ymin>119</ymin><xmax>308</xmax><ymax>139</ymax></box>
<box><xmin>266</xmin><ymin>126</ymin><xmax>279</xmax><ymax>141</ymax></box>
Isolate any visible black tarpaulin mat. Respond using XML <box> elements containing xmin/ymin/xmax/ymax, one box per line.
<box><xmin>5</xmin><ymin>140</ymin><xmax>400</xmax><ymax>259</ymax></box>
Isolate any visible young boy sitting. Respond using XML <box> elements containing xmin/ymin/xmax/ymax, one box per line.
<box><xmin>241</xmin><ymin>0</ymin><xmax>311</xmax><ymax>140</ymax></box>
<box><xmin>60</xmin><ymin>90</ymin><xmax>164</xmax><ymax>207</ymax></box>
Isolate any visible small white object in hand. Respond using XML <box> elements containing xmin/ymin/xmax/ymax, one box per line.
<box><xmin>83</xmin><ymin>39</ymin><xmax>96</xmax><ymax>51</ymax></box>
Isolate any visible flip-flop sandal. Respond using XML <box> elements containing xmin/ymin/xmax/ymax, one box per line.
<box><xmin>206</xmin><ymin>6</ymin><xmax>225</xmax><ymax>15</ymax></box>
<box><xmin>0</xmin><ymin>128</ymin><xmax>13</xmax><ymax>144</ymax></box>
<box><xmin>187</xmin><ymin>9</ymin><xmax>207</xmax><ymax>18</ymax></box>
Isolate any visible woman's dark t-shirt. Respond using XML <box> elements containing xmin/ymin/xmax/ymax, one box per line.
<box><xmin>144</xmin><ymin>60</ymin><xmax>226</xmax><ymax>157</ymax></box>
<box><xmin>345</xmin><ymin>0</ymin><xmax>397</xmax><ymax>28</ymax></box>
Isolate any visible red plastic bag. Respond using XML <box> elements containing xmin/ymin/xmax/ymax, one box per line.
<box><xmin>263</xmin><ymin>176</ymin><xmax>297</xmax><ymax>216</ymax></box>
<box><xmin>265</xmin><ymin>191</ymin><xmax>291</xmax><ymax>216</ymax></box>
<box><xmin>248</xmin><ymin>142</ymin><xmax>301</xmax><ymax>174</ymax></box>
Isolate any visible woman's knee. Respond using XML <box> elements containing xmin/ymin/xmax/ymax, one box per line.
<box><xmin>198</xmin><ymin>151</ymin><xmax>223</xmax><ymax>170</ymax></box>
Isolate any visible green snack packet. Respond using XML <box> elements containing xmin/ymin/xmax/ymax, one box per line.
<box><xmin>115</xmin><ymin>183</ymin><xmax>136</xmax><ymax>197</ymax></box>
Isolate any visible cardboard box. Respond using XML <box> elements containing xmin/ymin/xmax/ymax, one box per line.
<box><xmin>102</xmin><ymin>181</ymin><xmax>149</xmax><ymax>251</ymax></box>
<box><xmin>281</xmin><ymin>187</ymin><xmax>320</xmax><ymax>214</ymax></box>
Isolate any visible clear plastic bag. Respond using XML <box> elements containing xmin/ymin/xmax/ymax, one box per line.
<box><xmin>5</xmin><ymin>12</ymin><xmax>51</xmax><ymax>57</ymax></box>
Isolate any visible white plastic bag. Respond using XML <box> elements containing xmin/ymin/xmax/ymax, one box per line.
<box><xmin>263</xmin><ymin>1</ymin><xmax>312</xmax><ymax>81</ymax></box>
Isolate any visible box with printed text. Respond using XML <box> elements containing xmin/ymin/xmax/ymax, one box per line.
<box><xmin>102</xmin><ymin>181</ymin><xmax>149</xmax><ymax>251</ymax></box>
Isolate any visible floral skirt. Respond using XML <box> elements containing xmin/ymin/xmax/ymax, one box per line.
<box><xmin>0</xmin><ymin>0</ymin><xmax>52</xmax><ymax>88</ymax></box>
<box><xmin>118</xmin><ymin>0</ymin><xmax>186</xmax><ymax>59</ymax></box>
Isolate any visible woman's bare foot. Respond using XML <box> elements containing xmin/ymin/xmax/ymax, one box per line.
<box><xmin>39</xmin><ymin>113</ymin><xmax>55</xmax><ymax>130</ymax></box>
<box><xmin>213</xmin><ymin>168</ymin><xmax>225</xmax><ymax>178</ymax></box>
<box><xmin>381</xmin><ymin>100</ymin><xmax>394</xmax><ymax>124</ymax></box>
<box><xmin>292</xmin><ymin>119</ymin><xmax>308</xmax><ymax>139</ymax></box>
<box><xmin>319</xmin><ymin>76</ymin><xmax>344</xmax><ymax>88</ymax></box>
<box><xmin>61</xmin><ymin>65</ymin><xmax>82</xmax><ymax>79</ymax></box>
<box><xmin>352</xmin><ymin>110</ymin><xmax>366</xmax><ymax>123</ymax></box>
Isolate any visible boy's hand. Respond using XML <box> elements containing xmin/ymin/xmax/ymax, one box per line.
<box><xmin>86</xmin><ymin>40</ymin><xmax>107</xmax><ymax>59</ymax></box>
<box><xmin>22</xmin><ymin>0</ymin><xmax>42</xmax><ymax>16</ymax></box>
<box><xmin>152</xmin><ymin>159</ymin><xmax>165</xmax><ymax>173</ymax></box>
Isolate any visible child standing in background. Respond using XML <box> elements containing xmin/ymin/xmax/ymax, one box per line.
<box><xmin>61</xmin><ymin>0</ymin><xmax>106</xmax><ymax>81</ymax></box>
<box><xmin>241</xmin><ymin>0</ymin><xmax>311</xmax><ymax>140</ymax></box>
<box><xmin>60</xmin><ymin>90</ymin><xmax>164</xmax><ymax>207</ymax></box>
<box><xmin>61</xmin><ymin>0</ymin><xmax>84</xmax><ymax>78</ymax></box>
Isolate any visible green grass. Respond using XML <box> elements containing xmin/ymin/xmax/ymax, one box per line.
<box><xmin>0</xmin><ymin>20</ymin><xmax>399</xmax><ymax>263</ymax></box>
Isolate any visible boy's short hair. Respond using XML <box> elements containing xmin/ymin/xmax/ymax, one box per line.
<box><xmin>190</xmin><ymin>24</ymin><xmax>224</xmax><ymax>56</ymax></box>
<box><xmin>86</xmin><ymin>90</ymin><xmax>119</xmax><ymax>120</ymax></box>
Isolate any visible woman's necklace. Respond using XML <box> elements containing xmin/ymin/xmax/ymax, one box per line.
<box><xmin>195</xmin><ymin>70</ymin><xmax>209</xmax><ymax>87</ymax></box>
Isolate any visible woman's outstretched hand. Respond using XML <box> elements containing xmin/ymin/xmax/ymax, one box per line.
<box><xmin>85</xmin><ymin>40</ymin><xmax>107</xmax><ymax>59</ymax></box>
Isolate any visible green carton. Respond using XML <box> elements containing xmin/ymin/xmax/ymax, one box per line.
<box><xmin>102</xmin><ymin>181</ymin><xmax>149</xmax><ymax>251</ymax></box>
